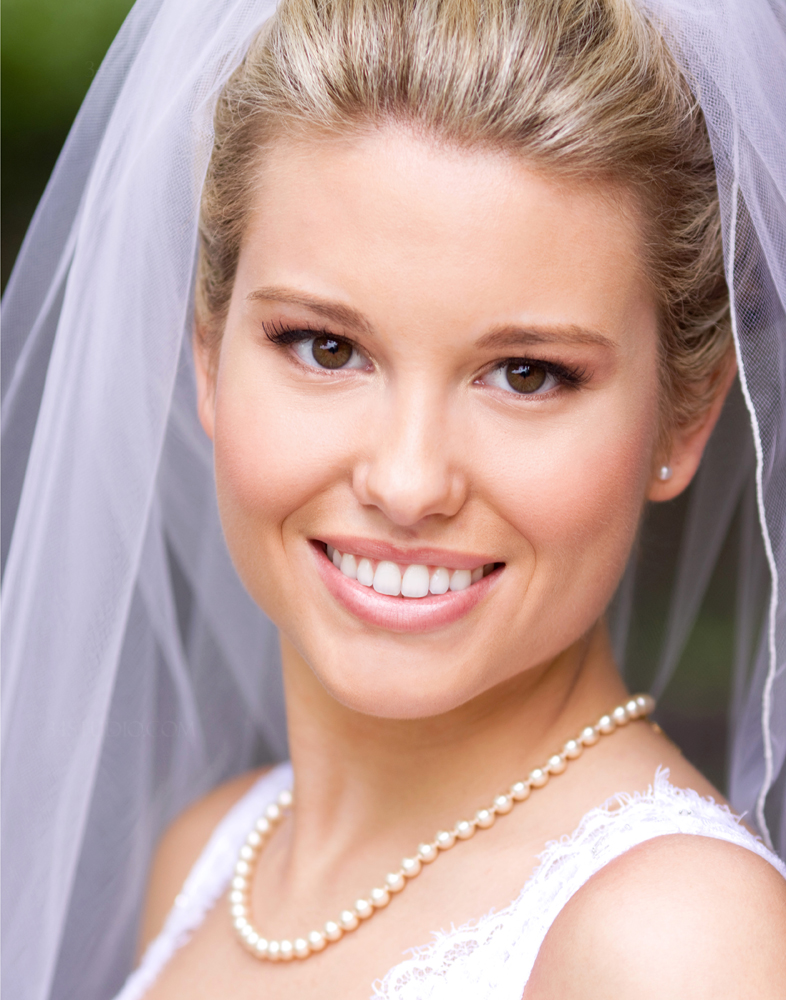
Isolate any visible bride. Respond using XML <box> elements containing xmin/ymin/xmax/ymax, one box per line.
<box><xmin>3</xmin><ymin>0</ymin><xmax>786</xmax><ymax>998</ymax></box>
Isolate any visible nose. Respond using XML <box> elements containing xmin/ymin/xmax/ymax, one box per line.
<box><xmin>352</xmin><ymin>387</ymin><xmax>468</xmax><ymax>527</ymax></box>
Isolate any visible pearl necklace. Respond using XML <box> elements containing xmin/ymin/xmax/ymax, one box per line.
<box><xmin>230</xmin><ymin>693</ymin><xmax>655</xmax><ymax>962</ymax></box>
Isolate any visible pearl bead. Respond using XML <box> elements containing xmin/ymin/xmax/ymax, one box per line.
<box><xmin>493</xmin><ymin>794</ymin><xmax>513</xmax><ymax>814</ymax></box>
<box><xmin>547</xmin><ymin>754</ymin><xmax>566</xmax><ymax>775</ymax></box>
<box><xmin>265</xmin><ymin>803</ymin><xmax>281</xmax><ymax>822</ymax></box>
<box><xmin>563</xmin><ymin>739</ymin><xmax>582</xmax><ymax>759</ymax></box>
<box><xmin>247</xmin><ymin>830</ymin><xmax>262</xmax><ymax>848</ymax></box>
<box><xmin>254</xmin><ymin>937</ymin><xmax>269</xmax><ymax>956</ymax></box>
<box><xmin>625</xmin><ymin>698</ymin><xmax>640</xmax><ymax>719</ymax></box>
<box><xmin>308</xmin><ymin>930</ymin><xmax>326</xmax><ymax>951</ymax></box>
<box><xmin>580</xmin><ymin>725</ymin><xmax>599</xmax><ymax>746</ymax></box>
<box><xmin>324</xmin><ymin>920</ymin><xmax>343</xmax><ymax>942</ymax></box>
<box><xmin>455</xmin><ymin>819</ymin><xmax>475</xmax><ymax>840</ymax></box>
<box><xmin>370</xmin><ymin>887</ymin><xmax>391</xmax><ymax>908</ymax></box>
<box><xmin>231</xmin><ymin>903</ymin><xmax>246</xmax><ymax>918</ymax></box>
<box><xmin>229</xmin><ymin>889</ymin><xmax>245</xmax><ymax>904</ymax></box>
<box><xmin>235</xmin><ymin>860</ymin><xmax>250</xmax><ymax>876</ymax></box>
<box><xmin>475</xmin><ymin>808</ymin><xmax>495</xmax><ymax>828</ymax></box>
<box><xmin>278</xmin><ymin>789</ymin><xmax>294</xmax><ymax>809</ymax></box>
<box><xmin>231</xmin><ymin>875</ymin><xmax>247</xmax><ymax>891</ymax></box>
<box><xmin>240</xmin><ymin>844</ymin><xmax>255</xmax><ymax>861</ymax></box>
<box><xmin>267</xmin><ymin>940</ymin><xmax>281</xmax><ymax>960</ymax></box>
<box><xmin>280</xmin><ymin>940</ymin><xmax>294</xmax><ymax>961</ymax></box>
<box><xmin>255</xmin><ymin>817</ymin><xmax>270</xmax><ymax>835</ymax></box>
<box><xmin>637</xmin><ymin>694</ymin><xmax>655</xmax><ymax>715</ymax></box>
<box><xmin>340</xmin><ymin>910</ymin><xmax>359</xmax><ymax>931</ymax></box>
<box><xmin>597</xmin><ymin>714</ymin><xmax>615</xmax><ymax>735</ymax></box>
<box><xmin>294</xmin><ymin>937</ymin><xmax>310</xmax><ymax>959</ymax></box>
<box><xmin>510</xmin><ymin>781</ymin><xmax>531</xmax><ymax>801</ymax></box>
<box><xmin>418</xmin><ymin>842</ymin><xmax>438</xmax><ymax>862</ymax></box>
<box><xmin>529</xmin><ymin>768</ymin><xmax>549</xmax><ymax>788</ymax></box>
<box><xmin>244</xmin><ymin>929</ymin><xmax>259</xmax><ymax>947</ymax></box>
<box><xmin>612</xmin><ymin>705</ymin><xmax>629</xmax><ymax>726</ymax></box>
<box><xmin>355</xmin><ymin>898</ymin><xmax>373</xmax><ymax>919</ymax></box>
<box><xmin>233</xmin><ymin>915</ymin><xmax>248</xmax><ymax>932</ymax></box>
<box><xmin>435</xmin><ymin>830</ymin><xmax>456</xmax><ymax>850</ymax></box>
<box><xmin>402</xmin><ymin>856</ymin><xmax>422</xmax><ymax>877</ymax></box>
<box><xmin>386</xmin><ymin>871</ymin><xmax>406</xmax><ymax>892</ymax></box>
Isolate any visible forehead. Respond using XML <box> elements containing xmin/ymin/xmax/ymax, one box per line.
<box><xmin>237</xmin><ymin>127</ymin><xmax>654</xmax><ymax>341</ymax></box>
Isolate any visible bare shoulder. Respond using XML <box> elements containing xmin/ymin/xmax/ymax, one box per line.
<box><xmin>136</xmin><ymin>766</ymin><xmax>271</xmax><ymax>957</ymax></box>
<box><xmin>525</xmin><ymin>834</ymin><xmax>786</xmax><ymax>999</ymax></box>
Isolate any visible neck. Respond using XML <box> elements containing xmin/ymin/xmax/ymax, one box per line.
<box><xmin>279</xmin><ymin>621</ymin><xmax>626</xmax><ymax>873</ymax></box>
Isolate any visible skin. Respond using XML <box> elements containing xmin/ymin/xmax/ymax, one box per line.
<box><xmin>138</xmin><ymin>128</ymin><xmax>786</xmax><ymax>999</ymax></box>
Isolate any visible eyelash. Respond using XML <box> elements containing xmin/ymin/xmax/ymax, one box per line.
<box><xmin>263</xmin><ymin>321</ymin><xmax>337</xmax><ymax>347</ymax></box>
<box><xmin>262</xmin><ymin>322</ymin><xmax>589</xmax><ymax>394</ymax></box>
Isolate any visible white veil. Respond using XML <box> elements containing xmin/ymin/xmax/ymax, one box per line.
<box><xmin>1</xmin><ymin>0</ymin><xmax>784</xmax><ymax>997</ymax></box>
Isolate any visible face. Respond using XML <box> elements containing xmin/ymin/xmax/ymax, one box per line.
<box><xmin>196</xmin><ymin>128</ymin><xmax>669</xmax><ymax>719</ymax></box>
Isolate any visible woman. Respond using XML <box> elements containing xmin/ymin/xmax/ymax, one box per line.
<box><xmin>3</xmin><ymin>0</ymin><xmax>786</xmax><ymax>998</ymax></box>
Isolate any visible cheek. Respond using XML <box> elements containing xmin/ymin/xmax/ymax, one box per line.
<box><xmin>485</xmin><ymin>389</ymin><xmax>658</xmax><ymax>609</ymax></box>
<box><xmin>211</xmin><ymin>352</ymin><xmax>349</xmax><ymax>578</ymax></box>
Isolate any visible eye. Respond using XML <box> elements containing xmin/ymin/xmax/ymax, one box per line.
<box><xmin>293</xmin><ymin>335</ymin><xmax>367</xmax><ymax>370</ymax></box>
<box><xmin>485</xmin><ymin>360</ymin><xmax>558</xmax><ymax>395</ymax></box>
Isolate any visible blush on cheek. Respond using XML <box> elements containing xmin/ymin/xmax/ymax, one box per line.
<box><xmin>493</xmin><ymin>407</ymin><xmax>654</xmax><ymax>643</ymax></box>
<box><xmin>211</xmin><ymin>359</ymin><xmax>358</xmax><ymax>615</ymax></box>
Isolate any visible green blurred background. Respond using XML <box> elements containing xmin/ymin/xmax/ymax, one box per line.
<box><xmin>1</xmin><ymin>0</ymin><xmax>739</xmax><ymax>793</ymax></box>
<box><xmin>2</xmin><ymin>0</ymin><xmax>135</xmax><ymax>288</ymax></box>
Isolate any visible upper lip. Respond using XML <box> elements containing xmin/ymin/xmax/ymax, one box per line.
<box><xmin>315</xmin><ymin>535</ymin><xmax>501</xmax><ymax>570</ymax></box>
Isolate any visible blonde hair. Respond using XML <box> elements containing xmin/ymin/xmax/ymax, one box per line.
<box><xmin>197</xmin><ymin>0</ymin><xmax>732</xmax><ymax>435</ymax></box>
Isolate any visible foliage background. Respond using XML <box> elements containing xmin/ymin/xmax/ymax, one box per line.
<box><xmin>2</xmin><ymin>0</ymin><xmax>738</xmax><ymax>792</ymax></box>
<box><xmin>2</xmin><ymin>0</ymin><xmax>135</xmax><ymax>287</ymax></box>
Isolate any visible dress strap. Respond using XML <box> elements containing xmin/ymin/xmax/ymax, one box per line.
<box><xmin>372</xmin><ymin>769</ymin><xmax>786</xmax><ymax>1000</ymax></box>
<box><xmin>112</xmin><ymin>762</ymin><xmax>293</xmax><ymax>1000</ymax></box>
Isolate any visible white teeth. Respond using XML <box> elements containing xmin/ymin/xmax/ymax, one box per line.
<box><xmin>429</xmin><ymin>567</ymin><xmax>450</xmax><ymax>595</ymax></box>
<box><xmin>449</xmin><ymin>569</ymin><xmax>472</xmax><ymax>592</ymax></box>
<box><xmin>373</xmin><ymin>561</ymin><xmax>402</xmax><ymax>596</ymax></box>
<box><xmin>340</xmin><ymin>552</ymin><xmax>357</xmax><ymax>580</ymax></box>
<box><xmin>326</xmin><ymin>545</ymin><xmax>495</xmax><ymax>598</ymax></box>
<box><xmin>357</xmin><ymin>558</ymin><xmax>374</xmax><ymax>587</ymax></box>
<box><xmin>401</xmin><ymin>564</ymin><xmax>430</xmax><ymax>599</ymax></box>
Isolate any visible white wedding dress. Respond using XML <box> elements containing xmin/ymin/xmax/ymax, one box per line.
<box><xmin>113</xmin><ymin>763</ymin><xmax>786</xmax><ymax>1000</ymax></box>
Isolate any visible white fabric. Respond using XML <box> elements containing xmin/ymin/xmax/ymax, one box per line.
<box><xmin>2</xmin><ymin>1</ymin><xmax>786</xmax><ymax>998</ymax></box>
<box><xmin>635</xmin><ymin>0</ymin><xmax>786</xmax><ymax>853</ymax></box>
<box><xmin>113</xmin><ymin>764</ymin><xmax>294</xmax><ymax>1000</ymax></box>
<box><xmin>111</xmin><ymin>766</ymin><xmax>786</xmax><ymax>1000</ymax></box>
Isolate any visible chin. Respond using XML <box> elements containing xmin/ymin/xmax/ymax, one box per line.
<box><xmin>304</xmin><ymin>645</ymin><xmax>498</xmax><ymax>719</ymax></box>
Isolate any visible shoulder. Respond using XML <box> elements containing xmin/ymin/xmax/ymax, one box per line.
<box><xmin>525</xmin><ymin>833</ymin><xmax>786</xmax><ymax>999</ymax></box>
<box><xmin>136</xmin><ymin>766</ymin><xmax>271</xmax><ymax>957</ymax></box>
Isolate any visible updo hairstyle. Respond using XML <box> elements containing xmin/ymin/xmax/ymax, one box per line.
<box><xmin>196</xmin><ymin>0</ymin><xmax>733</xmax><ymax>441</ymax></box>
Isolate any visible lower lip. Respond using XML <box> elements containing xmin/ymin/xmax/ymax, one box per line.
<box><xmin>311</xmin><ymin>543</ymin><xmax>503</xmax><ymax>634</ymax></box>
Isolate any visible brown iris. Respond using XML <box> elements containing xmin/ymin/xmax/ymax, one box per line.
<box><xmin>505</xmin><ymin>361</ymin><xmax>547</xmax><ymax>394</ymax></box>
<box><xmin>311</xmin><ymin>336</ymin><xmax>353</xmax><ymax>369</ymax></box>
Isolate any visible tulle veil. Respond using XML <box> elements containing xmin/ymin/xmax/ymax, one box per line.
<box><xmin>2</xmin><ymin>0</ymin><xmax>785</xmax><ymax>997</ymax></box>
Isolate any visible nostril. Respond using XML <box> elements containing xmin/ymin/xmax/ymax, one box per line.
<box><xmin>352</xmin><ymin>455</ymin><xmax>467</xmax><ymax>527</ymax></box>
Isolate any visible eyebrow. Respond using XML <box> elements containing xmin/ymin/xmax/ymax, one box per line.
<box><xmin>476</xmin><ymin>325</ymin><xmax>616</xmax><ymax>352</ymax></box>
<box><xmin>247</xmin><ymin>286</ymin><xmax>373</xmax><ymax>335</ymax></box>
<box><xmin>248</xmin><ymin>286</ymin><xmax>616</xmax><ymax>352</ymax></box>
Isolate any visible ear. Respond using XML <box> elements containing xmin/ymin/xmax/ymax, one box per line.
<box><xmin>648</xmin><ymin>357</ymin><xmax>738</xmax><ymax>502</ymax></box>
<box><xmin>192</xmin><ymin>325</ymin><xmax>217</xmax><ymax>441</ymax></box>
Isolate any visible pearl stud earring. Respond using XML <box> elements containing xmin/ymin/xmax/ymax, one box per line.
<box><xmin>658</xmin><ymin>465</ymin><xmax>673</xmax><ymax>481</ymax></box>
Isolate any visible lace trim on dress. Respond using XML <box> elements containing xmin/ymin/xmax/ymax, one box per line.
<box><xmin>112</xmin><ymin>766</ymin><xmax>785</xmax><ymax>1000</ymax></box>
<box><xmin>370</xmin><ymin>768</ymin><xmax>786</xmax><ymax>1000</ymax></box>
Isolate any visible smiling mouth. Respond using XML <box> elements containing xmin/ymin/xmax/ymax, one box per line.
<box><xmin>320</xmin><ymin>542</ymin><xmax>501</xmax><ymax>599</ymax></box>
